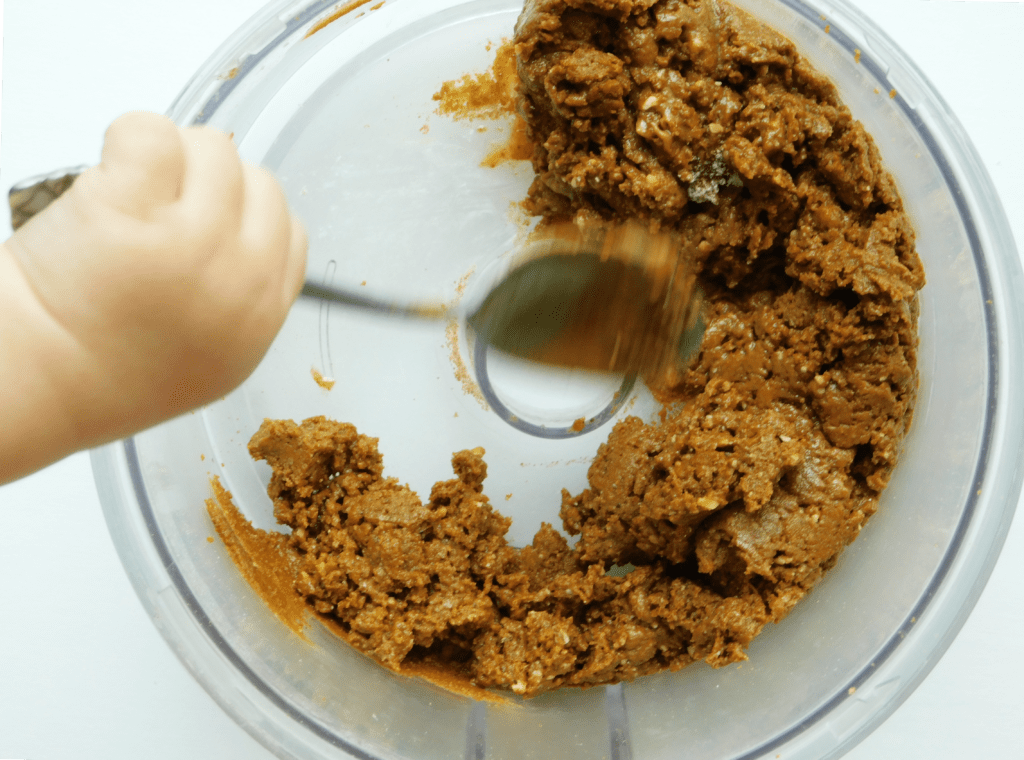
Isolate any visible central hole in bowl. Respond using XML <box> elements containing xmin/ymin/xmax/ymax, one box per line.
<box><xmin>472</xmin><ymin>338</ymin><xmax>635</xmax><ymax>438</ymax></box>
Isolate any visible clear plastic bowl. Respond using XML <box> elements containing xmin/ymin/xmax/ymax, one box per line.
<box><xmin>92</xmin><ymin>0</ymin><xmax>1024</xmax><ymax>758</ymax></box>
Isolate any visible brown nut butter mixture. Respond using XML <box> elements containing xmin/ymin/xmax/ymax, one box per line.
<box><xmin>211</xmin><ymin>0</ymin><xmax>923</xmax><ymax>698</ymax></box>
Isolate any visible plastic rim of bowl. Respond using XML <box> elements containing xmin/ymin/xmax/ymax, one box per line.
<box><xmin>91</xmin><ymin>0</ymin><xmax>1024</xmax><ymax>758</ymax></box>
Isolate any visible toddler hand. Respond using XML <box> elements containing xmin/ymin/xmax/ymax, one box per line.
<box><xmin>2</xmin><ymin>112</ymin><xmax>306</xmax><ymax>479</ymax></box>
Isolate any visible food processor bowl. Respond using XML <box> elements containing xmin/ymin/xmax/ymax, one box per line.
<box><xmin>92</xmin><ymin>0</ymin><xmax>1024</xmax><ymax>758</ymax></box>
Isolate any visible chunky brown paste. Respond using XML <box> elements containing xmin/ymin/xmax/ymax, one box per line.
<box><xmin>211</xmin><ymin>0</ymin><xmax>923</xmax><ymax>698</ymax></box>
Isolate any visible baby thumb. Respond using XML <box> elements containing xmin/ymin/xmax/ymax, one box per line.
<box><xmin>96</xmin><ymin>112</ymin><xmax>186</xmax><ymax>218</ymax></box>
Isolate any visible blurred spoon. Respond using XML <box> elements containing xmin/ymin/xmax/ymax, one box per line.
<box><xmin>10</xmin><ymin>169</ymin><xmax>705</xmax><ymax>377</ymax></box>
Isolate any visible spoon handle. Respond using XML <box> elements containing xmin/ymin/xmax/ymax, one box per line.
<box><xmin>299</xmin><ymin>281</ymin><xmax>450</xmax><ymax>320</ymax></box>
<box><xmin>8</xmin><ymin>167</ymin><xmax>451</xmax><ymax>321</ymax></box>
<box><xmin>8</xmin><ymin>168</ymin><xmax>648</xmax><ymax>333</ymax></box>
<box><xmin>9</xmin><ymin>166</ymin><xmax>88</xmax><ymax>231</ymax></box>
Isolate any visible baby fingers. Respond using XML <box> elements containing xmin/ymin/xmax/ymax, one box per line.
<box><xmin>237</xmin><ymin>163</ymin><xmax>307</xmax><ymax>312</ymax></box>
<box><xmin>93</xmin><ymin>112</ymin><xmax>187</xmax><ymax>220</ymax></box>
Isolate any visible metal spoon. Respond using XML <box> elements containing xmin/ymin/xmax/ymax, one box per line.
<box><xmin>10</xmin><ymin>169</ymin><xmax>705</xmax><ymax>376</ymax></box>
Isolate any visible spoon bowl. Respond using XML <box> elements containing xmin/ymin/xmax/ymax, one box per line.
<box><xmin>304</xmin><ymin>222</ymin><xmax>706</xmax><ymax>377</ymax></box>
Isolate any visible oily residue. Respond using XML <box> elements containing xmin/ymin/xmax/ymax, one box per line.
<box><xmin>312</xmin><ymin>368</ymin><xmax>336</xmax><ymax>391</ymax></box>
<box><xmin>305</xmin><ymin>0</ymin><xmax>374</xmax><ymax>39</ymax></box>
<box><xmin>447</xmin><ymin>320</ymin><xmax>487</xmax><ymax>410</ymax></box>
<box><xmin>446</xmin><ymin>268</ymin><xmax>488</xmax><ymax>409</ymax></box>
<box><xmin>481</xmin><ymin>117</ymin><xmax>534</xmax><ymax>167</ymax></box>
<box><xmin>206</xmin><ymin>477</ymin><xmax>309</xmax><ymax>638</ymax></box>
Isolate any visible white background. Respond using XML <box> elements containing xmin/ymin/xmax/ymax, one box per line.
<box><xmin>0</xmin><ymin>0</ymin><xmax>1021</xmax><ymax>758</ymax></box>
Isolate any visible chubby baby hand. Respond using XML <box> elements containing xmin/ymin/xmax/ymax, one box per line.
<box><xmin>8</xmin><ymin>111</ymin><xmax>307</xmax><ymax>442</ymax></box>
